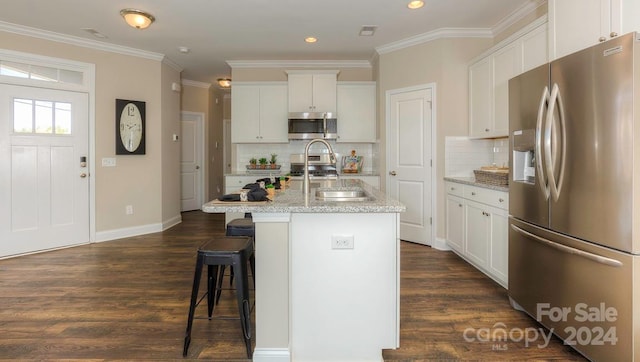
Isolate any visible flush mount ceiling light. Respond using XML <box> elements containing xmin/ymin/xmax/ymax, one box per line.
<box><xmin>217</xmin><ymin>78</ymin><xmax>231</xmax><ymax>88</ymax></box>
<box><xmin>305</xmin><ymin>37</ymin><xmax>318</xmax><ymax>43</ymax></box>
<box><xmin>407</xmin><ymin>0</ymin><xmax>424</xmax><ymax>9</ymax></box>
<box><xmin>120</xmin><ymin>9</ymin><xmax>155</xmax><ymax>29</ymax></box>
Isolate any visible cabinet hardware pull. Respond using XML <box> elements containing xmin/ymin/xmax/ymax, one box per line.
<box><xmin>599</xmin><ymin>36</ymin><xmax>607</xmax><ymax>42</ymax></box>
<box><xmin>499</xmin><ymin>198</ymin><xmax>504</xmax><ymax>202</ymax></box>
<box><xmin>610</xmin><ymin>32</ymin><xmax>618</xmax><ymax>38</ymax></box>
<box><xmin>485</xmin><ymin>128</ymin><xmax>490</xmax><ymax>132</ymax></box>
<box><xmin>458</xmin><ymin>204</ymin><xmax>462</xmax><ymax>207</ymax></box>
<box><xmin>471</xmin><ymin>192</ymin><xmax>476</xmax><ymax>196</ymax></box>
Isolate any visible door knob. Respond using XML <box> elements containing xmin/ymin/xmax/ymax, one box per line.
<box><xmin>389</xmin><ymin>171</ymin><xmax>397</xmax><ymax>176</ymax></box>
<box><xmin>196</xmin><ymin>165</ymin><xmax>200</xmax><ymax>170</ymax></box>
<box><xmin>80</xmin><ymin>173</ymin><xmax>87</xmax><ymax>178</ymax></box>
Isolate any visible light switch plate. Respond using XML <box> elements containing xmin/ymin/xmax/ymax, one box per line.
<box><xmin>102</xmin><ymin>157</ymin><xmax>116</xmax><ymax>167</ymax></box>
<box><xmin>331</xmin><ymin>235</ymin><xmax>354</xmax><ymax>249</ymax></box>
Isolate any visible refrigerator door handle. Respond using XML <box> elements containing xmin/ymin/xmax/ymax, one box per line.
<box><xmin>544</xmin><ymin>83</ymin><xmax>565</xmax><ymax>202</ymax></box>
<box><xmin>511</xmin><ymin>224</ymin><xmax>623</xmax><ymax>267</ymax></box>
<box><xmin>535</xmin><ymin>86</ymin><xmax>550</xmax><ymax>200</ymax></box>
<box><xmin>554</xmin><ymin>86</ymin><xmax>567</xmax><ymax>200</ymax></box>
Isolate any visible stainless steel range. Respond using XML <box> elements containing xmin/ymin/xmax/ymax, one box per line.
<box><xmin>289</xmin><ymin>153</ymin><xmax>338</xmax><ymax>180</ymax></box>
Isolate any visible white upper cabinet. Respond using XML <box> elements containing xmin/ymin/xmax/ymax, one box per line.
<box><xmin>336</xmin><ymin>82</ymin><xmax>376</xmax><ymax>143</ymax></box>
<box><xmin>287</xmin><ymin>71</ymin><xmax>338</xmax><ymax>113</ymax></box>
<box><xmin>549</xmin><ymin>0</ymin><xmax>640</xmax><ymax>60</ymax></box>
<box><xmin>521</xmin><ymin>23</ymin><xmax>549</xmax><ymax>73</ymax></box>
<box><xmin>469</xmin><ymin>57</ymin><xmax>493</xmax><ymax>138</ymax></box>
<box><xmin>469</xmin><ymin>19</ymin><xmax>547</xmax><ymax>139</ymax></box>
<box><xmin>231</xmin><ymin>82</ymin><xmax>288</xmax><ymax>143</ymax></box>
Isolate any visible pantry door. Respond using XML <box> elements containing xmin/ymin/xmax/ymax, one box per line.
<box><xmin>0</xmin><ymin>84</ymin><xmax>89</xmax><ymax>257</ymax></box>
<box><xmin>387</xmin><ymin>85</ymin><xmax>434</xmax><ymax>245</ymax></box>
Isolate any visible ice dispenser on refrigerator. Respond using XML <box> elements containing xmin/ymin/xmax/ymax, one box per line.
<box><xmin>511</xmin><ymin>129</ymin><xmax>535</xmax><ymax>184</ymax></box>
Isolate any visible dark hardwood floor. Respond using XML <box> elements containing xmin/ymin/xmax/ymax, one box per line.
<box><xmin>0</xmin><ymin>211</ymin><xmax>585</xmax><ymax>361</ymax></box>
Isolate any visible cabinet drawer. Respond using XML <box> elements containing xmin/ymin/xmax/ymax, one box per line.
<box><xmin>445</xmin><ymin>182</ymin><xmax>464</xmax><ymax>197</ymax></box>
<box><xmin>463</xmin><ymin>185</ymin><xmax>508</xmax><ymax>210</ymax></box>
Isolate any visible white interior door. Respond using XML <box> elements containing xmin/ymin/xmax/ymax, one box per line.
<box><xmin>387</xmin><ymin>87</ymin><xmax>433</xmax><ymax>245</ymax></box>
<box><xmin>180</xmin><ymin>111</ymin><xmax>204</xmax><ymax>211</ymax></box>
<box><xmin>0</xmin><ymin>84</ymin><xmax>89</xmax><ymax>257</ymax></box>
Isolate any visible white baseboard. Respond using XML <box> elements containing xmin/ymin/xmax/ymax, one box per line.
<box><xmin>95</xmin><ymin>223</ymin><xmax>162</xmax><ymax>242</ymax></box>
<box><xmin>431</xmin><ymin>236</ymin><xmax>451</xmax><ymax>251</ymax></box>
<box><xmin>162</xmin><ymin>214</ymin><xmax>182</xmax><ymax>230</ymax></box>
<box><xmin>94</xmin><ymin>214</ymin><xmax>182</xmax><ymax>243</ymax></box>
<box><xmin>252</xmin><ymin>348</ymin><xmax>291</xmax><ymax>362</ymax></box>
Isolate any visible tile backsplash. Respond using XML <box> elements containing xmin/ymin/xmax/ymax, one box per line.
<box><xmin>445</xmin><ymin>136</ymin><xmax>509</xmax><ymax>177</ymax></box>
<box><xmin>234</xmin><ymin>141</ymin><xmax>376</xmax><ymax>173</ymax></box>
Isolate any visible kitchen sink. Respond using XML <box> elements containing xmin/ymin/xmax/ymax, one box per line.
<box><xmin>315</xmin><ymin>188</ymin><xmax>374</xmax><ymax>202</ymax></box>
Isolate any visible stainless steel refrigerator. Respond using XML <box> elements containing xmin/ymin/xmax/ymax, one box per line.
<box><xmin>509</xmin><ymin>32</ymin><xmax>640</xmax><ymax>361</ymax></box>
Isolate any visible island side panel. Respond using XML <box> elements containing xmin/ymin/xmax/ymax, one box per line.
<box><xmin>290</xmin><ymin>212</ymin><xmax>399</xmax><ymax>361</ymax></box>
<box><xmin>253</xmin><ymin>214</ymin><xmax>291</xmax><ymax>361</ymax></box>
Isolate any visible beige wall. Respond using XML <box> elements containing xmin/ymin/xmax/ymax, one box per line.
<box><xmin>0</xmin><ymin>30</ymin><xmax>181</xmax><ymax>234</ymax></box>
<box><xmin>208</xmin><ymin>88</ymin><xmax>226</xmax><ymax>199</ymax></box>
<box><xmin>377</xmin><ymin>37</ymin><xmax>493</xmax><ymax>241</ymax></box>
<box><xmin>161</xmin><ymin>62</ymin><xmax>183</xmax><ymax>223</ymax></box>
<box><xmin>180</xmin><ymin>84</ymin><xmax>227</xmax><ymax>201</ymax></box>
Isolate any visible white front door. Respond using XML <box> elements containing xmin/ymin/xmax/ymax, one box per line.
<box><xmin>0</xmin><ymin>84</ymin><xmax>89</xmax><ymax>257</ymax></box>
<box><xmin>180</xmin><ymin>111</ymin><xmax>204</xmax><ymax>211</ymax></box>
<box><xmin>387</xmin><ymin>86</ymin><xmax>433</xmax><ymax>245</ymax></box>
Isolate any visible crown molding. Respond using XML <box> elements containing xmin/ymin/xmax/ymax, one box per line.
<box><xmin>162</xmin><ymin>56</ymin><xmax>183</xmax><ymax>72</ymax></box>
<box><xmin>492</xmin><ymin>0</ymin><xmax>547</xmax><ymax>36</ymax></box>
<box><xmin>0</xmin><ymin>20</ymin><xmax>165</xmax><ymax>62</ymax></box>
<box><xmin>227</xmin><ymin>60</ymin><xmax>372</xmax><ymax>69</ymax></box>
<box><xmin>375</xmin><ymin>0</ymin><xmax>547</xmax><ymax>55</ymax></box>
<box><xmin>181</xmin><ymin>79</ymin><xmax>212</xmax><ymax>89</ymax></box>
<box><xmin>376</xmin><ymin>28</ymin><xmax>492</xmax><ymax>55</ymax></box>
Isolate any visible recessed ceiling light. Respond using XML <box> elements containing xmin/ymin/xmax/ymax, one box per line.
<box><xmin>178</xmin><ymin>46</ymin><xmax>190</xmax><ymax>54</ymax></box>
<box><xmin>359</xmin><ymin>26</ymin><xmax>377</xmax><ymax>37</ymax></box>
<box><xmin>407</xmin><ymin>0</ymin><xmax>424</xmax><ymax>10</ymax></box>
<box><xmin>305</xmin><ymin>37</ymin><xmax>318</xmax><ymax>43</ymax></box>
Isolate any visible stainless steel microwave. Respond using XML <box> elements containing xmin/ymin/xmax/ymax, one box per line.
<box><xmin>288</xmin><ymin>112</ymin><xmax>337</xmax><ymax>140</ymax></box>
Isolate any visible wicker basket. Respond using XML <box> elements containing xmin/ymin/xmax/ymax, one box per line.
<box><xmin>473</xmin><ymin>169</ymin><xmax>508</xmax><ymax>186</ymax></box>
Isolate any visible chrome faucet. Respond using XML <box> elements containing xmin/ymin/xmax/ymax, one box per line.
<box><xmin>304</xmin><ymin>138</ymin><xmax>336</xmax><ymax>206</ymax></box>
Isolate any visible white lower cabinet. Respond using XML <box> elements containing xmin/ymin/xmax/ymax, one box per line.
<box><xmin>445</xmin><ymin>181</ymin><xmax>508</xmax><ymax>287</ymax></box>
<box><xmin>445</xmin><ymin>194</ymin><xmax>465</xmax><ymax>254</ymax></box>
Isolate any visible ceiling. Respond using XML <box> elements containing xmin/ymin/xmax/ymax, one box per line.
<box><xmin>0</xmin><ymin>0</ymin><xmax>543</xmax><ymax>86</ymax></box>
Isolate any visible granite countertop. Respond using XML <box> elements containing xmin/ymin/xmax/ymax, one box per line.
<box><xmin>444</xmin><ymin>176</ymin><xmax>509</xmax><ymax>192</ymax></box>
<box><xmin>202</xmin><ymin>179</ymin><xmax>405</xmax><ymax>214</ymax></box>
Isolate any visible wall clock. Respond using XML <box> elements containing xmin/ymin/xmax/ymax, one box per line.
<box><xmin>116</xmin><ymin>99</ymin><xmax>146</xmax><ymax>155</ymax></box>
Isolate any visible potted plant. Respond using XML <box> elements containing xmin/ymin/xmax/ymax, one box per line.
<box><xmin>249</xmin><ymin>157</ymin><xmax>257</xmax><ymax>169</ymax></box>
<box><xmin>265</xmin><ymin>183</ymin><xmax>275</xmax><ymax>197</ymax></box>
<box><xmin>258</xmin><ymin>157</ymin><xmax>268</xmax><ymax>169</ymax></box>
<box><xmin>270</xmin><ymin>153</ymin><xmax>278</xmax><ymax>169</ymax></box>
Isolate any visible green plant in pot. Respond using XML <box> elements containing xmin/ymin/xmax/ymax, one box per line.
<box><xmin>270</xmin><ymin>153</ymin><xmax>278</xmax><ymax>168</ymax></box>
<box><xmin>249</xmin><ymin>157</ymin><xmax>257</xmax><ymax>169</ymax></box>
<box><xmin>258</xmin><ymin>157</ymin><xmax>268</xmax><ymax>169</ymax></box>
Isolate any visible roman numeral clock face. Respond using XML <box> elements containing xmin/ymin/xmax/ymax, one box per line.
<box><xmin>116</xmin><ymin>99</ymin><xmax>145</xmax><ymax>155</ymax></box>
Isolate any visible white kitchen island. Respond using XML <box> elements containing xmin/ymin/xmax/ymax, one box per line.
<box><xmin>202</xmin><ymin>179</ymin><xmax>405</xmax><ymax>362</ymax></box>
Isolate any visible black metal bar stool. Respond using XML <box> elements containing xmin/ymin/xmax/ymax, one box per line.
<box><xmin>215</xmin><ymin>214</ymin><xmax>255</xmax><ymax>303</ymax></box>
<box><xmin>183</xmin><ymin>236</ymin><xmax>255</xmax><ymax>358</ymax></box>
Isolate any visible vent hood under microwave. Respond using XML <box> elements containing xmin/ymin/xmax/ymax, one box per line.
<box><xmin>288</xmin><ymin>112</ymin><xmax>337</xmax><ymax>140</ymax></box>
